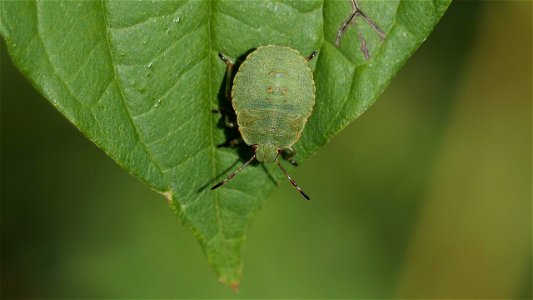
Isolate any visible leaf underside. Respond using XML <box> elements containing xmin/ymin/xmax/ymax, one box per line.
<box><xmin>0</xmin><ymin>0</ymin><xmax>451</xmax><ymax>287</ymax></box>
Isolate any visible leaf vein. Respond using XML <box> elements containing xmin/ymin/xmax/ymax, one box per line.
<box><xmin>65</xmin><ymin>40</ymin><xmax>104</xmax><ymax>83</ymax></box>
<box><xmin>114</xmin><ymin>24</ymin><xmax>204</xmax><ymax>68</ymax></box>
<box><xmin>147</xmin><ymin>116</ymin><xmax>197</xmax><ymax>147</ymax></box>
<box><xmin>108</xmin><ymin>1</ymin><xmax>187</xmax><ymax>31</ymax></box>
<box><xmin>132</xmin><ymin>59</ymin><xmax>203</xmax><ymax>119</ymax></box>
<box><xmin>100</xmin><ymin>0</ymin><xmax>168</xmax><ymax>188</ymax></box>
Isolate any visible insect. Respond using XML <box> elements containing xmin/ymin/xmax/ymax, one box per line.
<box><xmin>211</xmin><ymin>45</ymin><xmax>317</xmax><ymax>200</ymax></box>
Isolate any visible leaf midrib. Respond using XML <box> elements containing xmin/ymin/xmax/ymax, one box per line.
<box><xmin>206</xmin><ymin>0</ymin><xmax>231</xmax><ymax>255</ymax></box>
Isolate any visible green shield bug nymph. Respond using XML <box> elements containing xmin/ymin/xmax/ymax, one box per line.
<box><xmin>211</xmin><ymin>45</ymin><xmax>317</xmax><ymax>200</ymax></box>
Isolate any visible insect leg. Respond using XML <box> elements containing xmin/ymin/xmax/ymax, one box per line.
<box><xmin>280</xmin><ymin>147</ymin><xmax>298</xmax><ymax>166</ymax></box>
<box><xmin>218</xmin><ymin>53</ymin><xmax>235</xmax><ymax>102</ymax></box>
<box><xmin>211</xmin><ymin>155</ymin><xmax>256</xmax><ymax>190</ymax></box>
<box><xmin>218</xmin><ymin>52</ymin><xmax>234</xmax><ymax>68</ymax></box>
<box><xmin>215</xmin><ymin>53</ymin><xmax>238</xmax><ymax>126</ymax></box>
<box><xmin>305</xmin><ymin>51</ymin><xmax>318</xmax><ymax>62</ymax></box>
<box><xmin>217</xmin><ymin>137</ymin><xmax>243</xmax><ymax>148</ymax></box>
<box><xmin>275</xmin><ymin>158</ymin><xmax>310</xmax><ymax>200</ymax></box>
<box><xmin>212</xmin><ymin>107</ymin><xmax>237</xmax><ymax>128</ymax></box>
<box><xmin>335</xmin><ymin>0</ymin><xmax>385</xmax><ymax>59</ymax></box>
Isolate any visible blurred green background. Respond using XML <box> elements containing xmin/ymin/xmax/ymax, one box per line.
<box><xmin>1</xmin><ymin>1</ymin><xmax>531</xmax><ymax>298</ymax></box>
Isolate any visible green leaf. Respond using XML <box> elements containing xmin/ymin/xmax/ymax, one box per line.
<box><xmin>0</xmin><ymin>0</ymin><xmax>450</xmax><ymax>288</ymax></box>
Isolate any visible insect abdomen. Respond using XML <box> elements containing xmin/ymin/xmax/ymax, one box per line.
<box><xmin>238</xmin><ymin>108</ymin><xmax>305</xmax><ymax>147</ymax></box>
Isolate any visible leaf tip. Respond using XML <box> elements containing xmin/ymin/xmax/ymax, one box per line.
<box><xmin>231</xmin><ymin>282</ymin><xmax>240</xmax><ymax>293</ymax></box>
<box><xmin>218</xmin><ymin>277</ymin><xmax>241</xmax><ymax>292</ymax></box>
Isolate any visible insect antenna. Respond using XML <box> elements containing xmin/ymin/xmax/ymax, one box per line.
<box><xmin>211</xmin><ymin>155</ymin><xmax>256</xmax><ymax>190</ymax></box>
<box><xmin>275</xmin><ymin>158</ymin><xmax>310</xmax><ymax>200</ymax></box>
